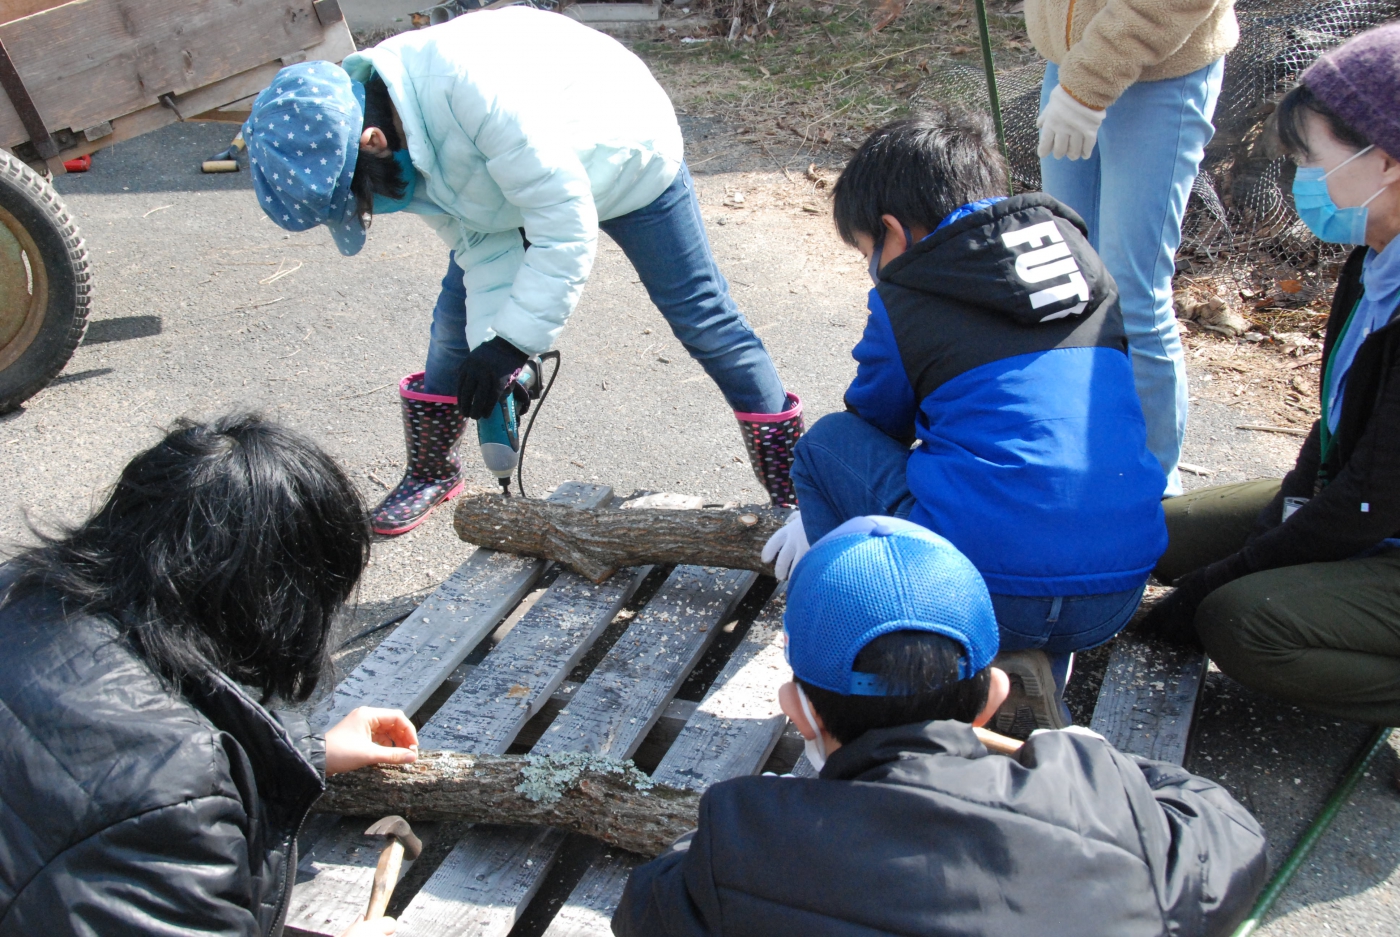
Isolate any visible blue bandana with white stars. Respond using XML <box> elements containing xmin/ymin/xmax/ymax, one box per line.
<box><xmin>245</xmin><ymin>62</ymin><xmax>367</xmax><ymax>256</ymax></box>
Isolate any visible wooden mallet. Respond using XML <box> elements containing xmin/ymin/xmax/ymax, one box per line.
<box><xmin>363</xmin><ymin>815</ymin><xmax>423</xmax><ymax>921</ymax></box>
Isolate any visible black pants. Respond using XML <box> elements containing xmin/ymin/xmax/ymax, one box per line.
<box><xmin>1161</xmin><ymin>479</ymin><xmax>1400</xmax><ymax>726</ymax></box>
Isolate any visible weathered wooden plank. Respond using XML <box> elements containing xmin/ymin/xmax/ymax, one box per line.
<box><xmin>420</xmin><ymin>666</ymin><xmax>698</xmax><ymax>755</ymax></box>
<box><xmin>652</xmin><ymin>594</ymin><xmax>789</xmax><ymax>791</ymax></box>
<box><xmin>392</xmin><ymin>567</ymin><xmax>752</xmax><ymax>937</ymax></box>
<box><xmin>396</xmin><ymin>826</ymin><xmax>566</xmax><ymax>937</ymax></box>
<box><xmin>788</xmin><ymin>754</ymin><xmax>820</xmax><ymax>778</ymax></box>
<box><xmin>539</xmin><ymin>593</ymin><xmax>790</xmax><ymax>937</ymax></box>
<box><xmin>313</xmin><ymin>483</ymin><xmax>613</xmax><ymax>733</ymax></box>
<box><xmin>0</xmin><ymin>0</ymin><xmax>326</xmax><ymax>146</ymax></box>
<box><xmin>37</xmin><ymin>24</ymin><xmax>355</xmax><ymax>171</ymax></box>
<box><xmin>284</xmin><ymin>816</ymin><xmax>438</xmax><ymax>937</ymax></box>
<box><xmin>1</xmin><ymin>0</ymin><xmax>73</xmax><ymax>26</ymax></box>
<box><xmin>416</xmin><ymin>564</ymin><xmax>652</xmax><ymax>754</ymax></box>
<box><xmin>538</xmin><ymin>852</ymin><xmax>641</xmax><ymax>937</ymax></box>
<box><xmin>1089</xmin><ymin>632</ymin><xmax>1208</xmax><ymax>766</ymax></box>
<box><xmin>290</xmin><ymin>484</ymin><xmax>609</xmax><ymax>934</ymax></box>
<box><xmin>532</xmin><ymin>566</ymin><xmax>759</xmax><ymax>759</ymax></box>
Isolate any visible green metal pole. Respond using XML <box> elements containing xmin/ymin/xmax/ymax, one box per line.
<box><xmin>973</xmin><ymin>0</ymin><xmax>1012</xmax><ymax>194</ymax></box>
<box><xmin>1230</xmin><ymin>726</ymin><xmax>1394</xmax><ymax>937</ymax></box>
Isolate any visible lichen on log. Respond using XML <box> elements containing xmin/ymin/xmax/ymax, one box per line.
<box><xmin>452</xmin><ymin>494</ymin><xmax>788</xmax><ymax>583</ymax></box>
<box><xmin>314</xmin><ymin>751</ymin><xmax>701</xmax><ymax>858</ymax></box>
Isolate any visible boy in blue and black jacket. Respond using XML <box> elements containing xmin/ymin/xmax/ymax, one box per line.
<box><xmin>616</xmin><ymin>518</ymin><xmax>1266</xmax><ymax>937</ymax></box>
<box><xmin>762</xmin><ymin>108</ymin><xmax>1167</xmax><ymax>732</ymax></box>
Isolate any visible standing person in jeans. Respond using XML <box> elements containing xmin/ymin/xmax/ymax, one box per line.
<box><xmin>1142</xmin><ymin>24</ymin><xmax>1400</xmax><ymax>730</ymax></box>
<box><xmin>243</xmin><ymin>8</ymin><xmax>800</xmax><ymax>535</ymax></box>
<box><xmin>1027</xmin><ymin>0</ymin><xmax>1238</xmax><ymax>496</ymax></box>
<box><xmin>763</xmin><ymin>110</ymin><xmax>1167</xmax><ymax>735</ymax></box>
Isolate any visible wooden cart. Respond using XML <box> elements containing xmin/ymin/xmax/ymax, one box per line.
<box><xmin>0</xmin><ymin>0</ymin><xmax>355</xmax><ymax>412</ymax></box>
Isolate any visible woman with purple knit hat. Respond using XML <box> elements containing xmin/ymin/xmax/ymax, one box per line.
<box><xmin>1140</xmin><ymin>22</ymin><xmax>1400</xmax><ymax>729</ymax></box>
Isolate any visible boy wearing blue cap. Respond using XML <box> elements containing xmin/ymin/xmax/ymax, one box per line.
<box><xmin>615</xmin><ymin>518</ymin><xmax>1266</xmax><ymax>937</ymax></box>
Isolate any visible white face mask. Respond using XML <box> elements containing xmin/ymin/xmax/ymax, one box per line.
<box><xmin>795</xmin><ymin>685</ymin><xmax>828</xmax><ymax>772</ymax></box>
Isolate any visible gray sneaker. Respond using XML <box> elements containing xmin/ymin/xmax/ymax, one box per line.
<box><xmin>992</xmin><ymin>649</ymin><xmax>1070</xmax><ymax>738</ymax></box>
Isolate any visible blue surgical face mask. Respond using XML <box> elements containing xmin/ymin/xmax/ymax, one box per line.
<box><xmin>371</xmin><ymin>149</ymin><xmax>418</xmax><ymax>214</ymax></box>
<box><xmin>1293</xmin><ymin>145</ymin><xmax>1389</xmax><ymax>245</ymax></box>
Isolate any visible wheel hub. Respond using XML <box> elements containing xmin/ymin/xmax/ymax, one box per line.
<box><xmin>0</xmin><ymin>202</ymin><xmax>48</xmax><ymax>373</ymax></box>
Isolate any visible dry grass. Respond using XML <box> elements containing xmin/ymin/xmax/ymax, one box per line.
<box><xmin>635</xmin><ymin>0</ymin><xmax>1037</xmax><ymax>155</ymax></box>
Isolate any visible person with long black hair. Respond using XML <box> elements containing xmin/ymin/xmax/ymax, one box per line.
<box><xmin>0</xmin><ymin>415</ymin><xmax>416</xmax><ymax>936</ymax></box>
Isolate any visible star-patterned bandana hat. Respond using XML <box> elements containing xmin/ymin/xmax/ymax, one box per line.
<box><xmin>245</xmin><ymin>62</ymin><xmax>367</xmax><ymax>256</ymax></box>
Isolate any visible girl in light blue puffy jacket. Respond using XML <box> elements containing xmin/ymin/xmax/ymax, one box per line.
<box><xmin>244</xmin><ymin>8</ymin><xmax>800</xmax><ymax>534</ymax></box>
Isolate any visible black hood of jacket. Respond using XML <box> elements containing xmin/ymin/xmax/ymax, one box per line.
<box><xmin>0</xmin><ymin>572</ymin><xmax>325</xmax><ymax>936</ymax></box>
<box><xmin>868</xmin><ymin>194</ymin><xmax>1128</xmax><ymax>405</ymax></box>
<box><xmin>879</xmin><ymin>193</ymin><xmax>1122</xmax><ymax>334</ymax></box>
<box><xmin>613</xmin><ymin>719</ymin><xmax>1266</xmax><ymax>937</ymax></box>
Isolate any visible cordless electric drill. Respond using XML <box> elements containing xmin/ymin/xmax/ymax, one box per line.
<box><xmin>476</xmin><ymin>357</ymin><xmax>543</xmax><ymax>496</ymax></box>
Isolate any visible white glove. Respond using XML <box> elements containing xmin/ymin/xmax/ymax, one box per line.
<box><xmin>761</xmin><ymin>511</ymin><xmax>809</xmax><ymax>581</ymax></box>
<box><xmin>1037</xmin><ymin>85</ymin><xmax>1106</xmax><ymax>161</ymax></box>
<box><xmin>1029</xmin><ymin>725</ymin><xmax>1105</xmax><ymax>742</ymax></box>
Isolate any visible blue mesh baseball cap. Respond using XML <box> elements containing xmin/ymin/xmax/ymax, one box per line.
<box><xmin>784</xmin><ymin>516</ymin><xmax>998</xmax><ymax>695</ymax></box>
<box><xmin>245</xmin><ymin>62</ymin><xmax>367</xmax><ymax>256</ymax></box>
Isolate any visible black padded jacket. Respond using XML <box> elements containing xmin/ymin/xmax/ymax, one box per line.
<box><xmin>0</xmin><ymin>573</ymin><xmax>326</xmax><ymax>936</ymax></box>
<box><xmin>1241</xmin><ymin>245</ymin><xmax>1400</xmax><ymax>570</ymax></box>
<box><xmin>612</xmin><ymin>720</ymin><xmax>1267</xmax><ymax>937</ymax></box>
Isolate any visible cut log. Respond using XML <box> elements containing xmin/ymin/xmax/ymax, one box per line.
<box><xmin>313</xmin><ymin>727</ymin><xmax>1025</xmax><ymax>861</ymax></box>
<box><xmin>314</xmin><ymin>751</ymin><xmax>700</xmax><ymax>859</ymax></box>
<box><xmin>453</xmin><ymin>493</ymin><xmax>786</xmax><ymax>583</ymax></box>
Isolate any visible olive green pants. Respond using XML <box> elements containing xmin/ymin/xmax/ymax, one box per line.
<box><xmin>1161</xmin><ymin>480</ymin><xmax>1400</xmax><ymax>726</ymax></box>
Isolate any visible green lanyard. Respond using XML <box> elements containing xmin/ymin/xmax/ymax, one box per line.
<box><xmin>1319</xmin><ymin>294</ymin><xmax>1365</xmax><ymax>464</ymax></box>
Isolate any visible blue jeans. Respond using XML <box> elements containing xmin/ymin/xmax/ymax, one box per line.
<box><xmin>791</xmin><ymin>411</ymin><xmax>1145</xmax><ymax>654</ymax></box>
<box><xmin>1040</xmin><ymin>60</ymin><xmax>1224</xmax><ymax>497</ymax></box>
<box><xmin>423</xmin><ymin>164</ymin><xmax>788</xmax><ymax>414</ymax></box>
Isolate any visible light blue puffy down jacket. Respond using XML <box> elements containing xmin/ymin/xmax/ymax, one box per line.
<box><xmin>342</xmin><ymin>7</ymin><xmax>684</xmax><ymax>354</ymax></box>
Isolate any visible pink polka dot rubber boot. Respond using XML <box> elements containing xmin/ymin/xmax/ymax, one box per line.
<box><xmin>371</xmin><ymin>372</ymin><xmax>468</xmax><ymax>536</ymax></box>
<box><xmin>735</xmin><ymin>393</ymin><xmax>803</xmax><ymax>508</ymax></box>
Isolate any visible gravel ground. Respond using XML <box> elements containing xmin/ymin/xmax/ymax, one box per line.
<box><xmin>5</xmin><ymin>119</ymin><xmax>1393</xmax><ymax>934</ymax></box>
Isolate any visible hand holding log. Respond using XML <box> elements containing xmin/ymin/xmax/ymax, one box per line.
<box><xmin>453</xmin><ymin>494</ymin><xmax>787</xmax><ymax>582</ymax></box>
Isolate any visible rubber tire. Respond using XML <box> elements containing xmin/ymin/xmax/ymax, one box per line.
<box><xmin>0</xmin><ymin>149</ymin><xmax>90</xmax><ymax>414</ymax></box>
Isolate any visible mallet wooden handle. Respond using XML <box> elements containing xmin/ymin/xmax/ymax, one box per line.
<box><xmin>364</xmin><ymin>838</ymin><xmax>405</xmax><ymax>920</ymax></box>
<box><xmin>974</xmin><ymin>726</ymin><xmax>1024</xmax><ymax>756</ymax></box>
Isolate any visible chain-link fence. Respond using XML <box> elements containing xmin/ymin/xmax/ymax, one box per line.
<box><xmin>920</xmin><ymin>0</ymin><xmax>1400</xmax><ymax>299</ymax></box>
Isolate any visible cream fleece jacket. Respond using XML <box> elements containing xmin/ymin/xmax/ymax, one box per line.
<box><xmin>1026</xmin><ymin>0</ymin><xmax>1238</xmax><ymax>110</ymax></box>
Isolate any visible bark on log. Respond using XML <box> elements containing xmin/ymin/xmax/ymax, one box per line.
<box><xmin>314</xmin><ymin>751</ymin><xmax>700</xmax><ymax>858</ymax></box>
<box><xmin>453</xmin><ymin>494</ymin><xmax>788</xmax><ymax>583</ymax></box>
<box><xmin>315</xmin><ymin>732</ymin><xmax>1024</xmax><ymax>858</ymax></box>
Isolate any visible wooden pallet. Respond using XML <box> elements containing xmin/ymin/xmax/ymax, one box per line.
<box><xmin>287</xmin><ymin>483</ymin><xmax>788</xmax><ymax>936</ymax></box>
<box><xmin>288</xmin><ymin>481</ymin><xmax>1204</xmax><ymax>935</ymax></box>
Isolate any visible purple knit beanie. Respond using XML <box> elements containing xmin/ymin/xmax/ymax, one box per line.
<box><xmin>1303</xmin><ymin>22</ymin><xmax>1400</xmax><ymax>159</ymax></box>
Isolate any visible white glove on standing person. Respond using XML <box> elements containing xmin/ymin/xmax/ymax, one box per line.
<box><xmin>762</xmin><ymin>511</ymin><xmax>809</xmax><ymax>581</ymax></box>
<box><xmin>1037</xmin><ymin>85</ymin><xmax>1107</xmax><ymax>161</ymax></box>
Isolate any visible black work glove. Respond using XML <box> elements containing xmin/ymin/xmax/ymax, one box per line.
<box><xmin>456</xmin><ymin>336</ymin><xmax>529</xmax><ymax>420</ymax></box>
<box><xmin>1137</xmin><ymin>552</ymin><xmax>1252</xmax><ymax>650</ymax></box>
